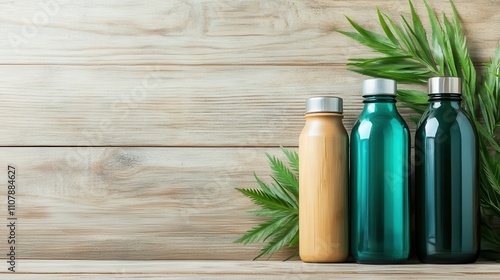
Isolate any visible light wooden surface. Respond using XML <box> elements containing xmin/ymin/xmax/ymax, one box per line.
<box><xmin>0</xmin><ymin>65</ymin><xmax>369</xmax><ymax>146</ymax></box>
<box><xmin>0</xmin><ymin>0</ymin><xmax>498</xmax><ymax>272</ymax></box>
<box><xmin>0</xmin><ymin>0</ymin><xmax>498</xmax><ymax>65</ymax></box>
<box><xmin>0</xmin><ymin>261</ymin><xmax>499</xmax><ymax>279</ymax></box>
<box><xmin>0</xmin><ymin>147</ymin><xmax>296</xmax><ymax>260</ymax></box>
<box><xmin>0</xmin><ymin>65</ymin><xmax>421</xmax><ymax>146</ymax></box>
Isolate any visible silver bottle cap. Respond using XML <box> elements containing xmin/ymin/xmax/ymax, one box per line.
<box><xmin>305</xmin><ymin>96</ymin><xmax>343</xmax><ymax>114</ymax></box>
<box><xmin>362</xmin><ymin>78</ymin><xmax>397</xmax><ymax>96</ymax></box>
<box><xmin>428</xmin><ymin>77</ymin><xmax>461</xmax><ymax>95</ymax></box>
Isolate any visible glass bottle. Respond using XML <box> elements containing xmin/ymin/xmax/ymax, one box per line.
<box><xmin>350</xmin><ymin>78</ymin><xmax>410</xmax><ymax>264</ymax></box>
<box><xmin>299</xmin><ymin>96</ymin><xmax>349</xmax><ymax>263</ymax></box>
<box><xmin>415</xmin><ymin>77</ymin><xmax>479</xmax><ymax>263</ymax></box>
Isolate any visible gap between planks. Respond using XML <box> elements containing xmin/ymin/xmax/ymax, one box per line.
<box><xmin>0</xmin><ymin>63</ymin><xmax>349</xmax><ymax>67</ymax></box>
<box><xmin>0</xmin><ymin>145</ymin><xmax>299</xmax><ymax>148</ymax></box>
<box><xmin>1</xmin><ymin>260</ymin><xmax>499</xmax><ymax>276</ymax></box>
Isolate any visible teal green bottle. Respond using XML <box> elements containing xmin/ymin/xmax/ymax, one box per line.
<box><xmin>415</xmin><ymin>77</ymin><xmax>479</xmax><ymax>264</ymax></box>
<box><xmin>351</xmin><ymin>78</ymin><xmax>410</xmax><ymax>263</ymax></box>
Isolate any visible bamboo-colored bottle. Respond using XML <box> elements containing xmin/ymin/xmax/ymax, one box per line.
<box><xmin>299</xmin><ymin>96</ymin><xmax>349</xmax><ymax>263</ymax></box>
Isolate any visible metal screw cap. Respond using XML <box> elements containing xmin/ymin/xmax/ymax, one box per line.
<box><xmin>305</xmin><ymin>96</ymin><xmax>343</xmax><ymax>114</ymax></box>
<box><xmin>362</xmin><ymin>78</ymin><xmax>397</xmax><ymax>96</ymax></box>
<box><xmin>428</xmin><ymin>77</ymin><xmax>461</xmax><ymax>95</ymax></box>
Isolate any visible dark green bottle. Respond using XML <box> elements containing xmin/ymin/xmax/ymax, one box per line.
<box><xmin>351</xmin><ymin>78</ymin><xmax>410</xmax><ymax>264</ymax></box>
<box><xmin>415</xmin><ymin>77</ymin><xmax>479</xmax><ymax>264</ymax></box>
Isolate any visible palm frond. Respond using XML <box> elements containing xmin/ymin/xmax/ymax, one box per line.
<box><xmin>236</xmin><ymin>185</ymin><xmax>294</xmax><ymax>212</ymax></box>
<box><xmin>478</xmin><ymin>44</ymin><xmax>500</xmax><ymax>134</ymax></box>
<box><xmin>449</xmin><ymin>0</ymin><xmax>477</xmax><ymax>113</ymax></box>
<box><xmin>246</xmin><ymin>208</ymin><xmax>289</xmax><ymax>217</ymax></box>
<box><xmin>235</xmin><ymin>147</ymin><xmax>299</xmax><ymax>260</ymax></box>
<box><xmin>281</xmin><ymin>146</ymin><xmax>299</xmax><ymax>175</ymax></box>
<box><xmin>338</xmin><ymin>17</ymin><xmax>401</xmax><ymax>56</ymax></box>
<box><xmin>270</xmin><ymin>176</ymin><xmax>298</xmax><ymax>209</ymax></box>
<box><xmin>423</xmin><ymin>0</ymin><xmax>445</xmax><ymax>75</ymax></box>
<box><xmin>235</xmin><ymin>214</ymin><xmax>292</xmax><ymax>245</ymax></box>
<box><xmin>481</xmin><ymin>153</ymin><xmax>500</xmax><ymax>197</ymax></box>
<box><xmin>377</xmin><ymin>8</ymin><xmax>398</xmax><ymax>45</ymax></box>
<box><xmin>254</xmin><ymin>216</ymin><xmax>299</xmax><ymax>260</ymax></box>
<box><xmin>397</xmin><ymin>89</ymin><xmax>428</xmax><ymax>114</ymax></box>
<box><xmin>266</xmin><ymin>152</ymin><xmax>299</xmax><ymax>200</ymax></box>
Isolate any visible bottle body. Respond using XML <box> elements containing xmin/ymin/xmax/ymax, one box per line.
<box><xmin>415</xmin><ymin>94</ymin><xmax>479</xmax><ymax>263</ymax></box>
<box><xmin>415</xmin><ymin>98</ymin><xmax>479</xmax><ymax>263</ymax></box>
<box><xmin>350</xmin><ymin>96</ymin><xmax>410</xmax><ymax>263</ymax></box>
<box><xmin>299</xmin><ymin>113</ymin><xmax>349</xmax><ymax>262</ymax></box>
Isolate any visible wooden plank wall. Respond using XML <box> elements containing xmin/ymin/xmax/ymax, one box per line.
<box><xmin>0</xmin><ymin>0</ymin><xmax>498</xmax><ymax>260</ymax></box>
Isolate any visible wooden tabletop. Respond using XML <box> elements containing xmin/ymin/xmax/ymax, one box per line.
<box><xmin>1</xmin><ymin>260</ymin><xmax>499</xmax><ymax>279</ymax></box>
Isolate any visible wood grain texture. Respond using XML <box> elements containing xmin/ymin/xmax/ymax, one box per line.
<box><xmin>0</xmin><ymin>0</ymin><xmax>498</xmax><ymax>65</ymax></box>
<box><xmin>0</xmin><ymin>0</ymin><xmax>498</xmax><ymax>267</ymax></box>
<box><xmin>0</xmin><ymin>147</ymin><xmax>299</xmax><ymax>260</ymax></box>
<box><xmin>1</xmin><ymin>150</ymin><xmax>496</xmax><ymax>261</ymax></box>
<box><xmin>0</xmin><ymin>261</ymin><xmax>499</xmax><ymax>279</ymax></box>
<box><xmin>0</xmin><ymin>65</ymin><xmax>421</xmax><ymax>146</ymax></box>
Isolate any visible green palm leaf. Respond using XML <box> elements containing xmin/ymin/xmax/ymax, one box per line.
<box><xmin>235</xmin><ymin>214</ymin><xmax>292</xmax><ymax>245</ymax></box>
<box><xmin>236</xmin><ymin>184</ymin><xmax>294</xmax><ymax>212</ymax></box>
<box><xmin>235</xmin><ymin>148</ymin><xmax>299</xmax><ymax>260</ymax></box>
<box><xmin>253</xmin><ymin>216</ymin><xmax>299</xmax><ymax>260</ymax></box>
<box><xmin>281</xmin><ymin>146</ymin><xmax>299</xmax><ymax>175</ymax></box>
<box><xmin>266</xmin><ymin>152</ymin><xmax>299</xmax><ymax>200</ymax></box>
<box><xmin>397</xmin><ymin>89</ymin><xmax>428</xmax><ymax>115</ymax></box>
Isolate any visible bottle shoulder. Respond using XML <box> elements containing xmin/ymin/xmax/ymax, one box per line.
<box><xmin>357</xmin><ymin>107</ymin><xmax>408</xmax><ymax>120</ymax></box>
<box><xmin>301</xmin><ymin>117</ymin><xmax>348</xmax><ymax>137</ymax></box>
<box><xmin>351</xmin><ymin>116</ymin><xmax>410</xmax><ymax>142</ymax></box>
<box><xmin>352</xmin><ymin>111</ymin><xmax>409</xmax><ymax>134</ymax></box>
<box><xmin>416</xmin><ymin>107</ymin><xmax>476</xmax><ymax>136</ymax></box>
<box><xmin>417</xmin><ymin>107</ymin><xmax>473</xmax><ymax>125</ymax></box>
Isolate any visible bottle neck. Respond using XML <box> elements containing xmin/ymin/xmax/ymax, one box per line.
<box><xmin>305</xmin><ymin>112</ymin><xmax>343</xmax><ymax>119</ymax></box>
<box><xmin>428</xmin><ymin>94</ymin><xmax>462</xmax><ymax>109</ymax></box>
<box><xmin>362</xmin><ymin>95</ymin><xmax>397</xmax><ymax>113</ymax></box>
<box><xmin>304</xmin><ymin>113</ymin><xmax>344</xmax><ymax>125</ymax></box>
